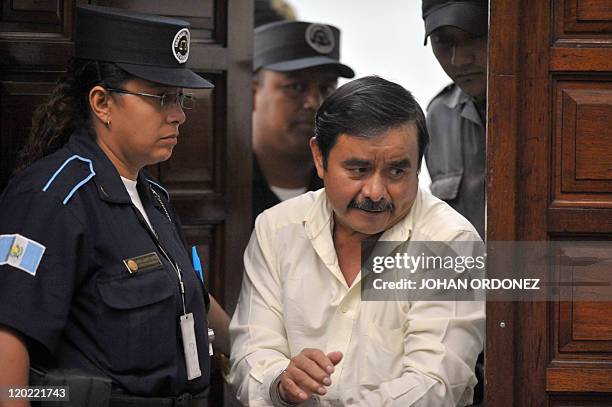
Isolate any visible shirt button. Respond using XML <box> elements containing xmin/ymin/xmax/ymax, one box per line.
<box><xmin>341</xmin><ymin>306</ymin><xmax>348</xmax><ymax>314</ymax></box>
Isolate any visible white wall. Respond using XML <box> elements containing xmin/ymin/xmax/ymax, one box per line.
<box><xmin>287</xmin><ymin>0</ymin><xmax>451</xmax><ymax>108</ymax></box>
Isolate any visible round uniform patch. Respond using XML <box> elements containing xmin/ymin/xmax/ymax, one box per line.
<box><xmin>305</xmin><ymin>23</ymin><xmax>335</xmax><ymax>54</ymax></box>
<box><xmin>172</xmin><ymin>28</ymin><xmax>190</xmax><ymax>64</ymax></box>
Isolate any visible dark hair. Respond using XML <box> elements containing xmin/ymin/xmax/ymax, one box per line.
<box><xmin>314</xmin><ymin>75</ymin><xmax>429</xmax><ymax>171</ymax></box>
<box><xmin>14</xmin><ymin>59</ymin><xmax>134</xmax><ymax>173</ymax></box>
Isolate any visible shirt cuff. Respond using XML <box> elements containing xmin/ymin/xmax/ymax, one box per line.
<box><xmin>269</xmin><ymin>373</ymin><xmax>301</xmax><ymax>407</ymax></box>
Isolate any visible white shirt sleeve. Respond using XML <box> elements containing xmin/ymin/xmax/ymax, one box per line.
<box><xmin>228</xmin><ymin>214</ymin><xmax>290</xmax><ymax>406</ymax></box>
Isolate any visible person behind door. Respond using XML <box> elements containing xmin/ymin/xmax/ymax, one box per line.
<box><xmin>422</xmin><ymin>0</ymin><xmax>488</xmax><ymax>239</ymax></box>
<box><xmin>252</xmin><ymin>21</ymin><xmax>355</xmax><ymax>219</ymax></box>
<box><xmin>0</xmin><ymin>5</ymin><xmax>225</xmax><ymax>406</ymax></box>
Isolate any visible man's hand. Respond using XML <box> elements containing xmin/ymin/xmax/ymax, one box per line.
<box><xmin>278</xmin><ymin>349</ymin><xmax>343</xmax><ymax>404</ymax></box>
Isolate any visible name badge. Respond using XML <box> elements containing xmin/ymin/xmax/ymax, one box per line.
<box><xmin>180</xmin><ymin>313</ymin><xmax>202</xmax><ymax>380</ymax></box>
<box><xmin>122</xmin><ymin>252</ymin><xmax>162</xmax><ymax>274</ymax></box>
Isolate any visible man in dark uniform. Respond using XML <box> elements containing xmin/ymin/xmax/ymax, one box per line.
<box><xmin>0</xmin><ymin>5</ymin><xmax>211</xmax><ymax>406</ymax></box>
<box><xmin>252</xmin><ymin>21</ymin><xmax>355</xmax><ymax>219</ymax></box>
<box><xmin>422</xmin><ymin>0</ymin><xmax>488</xmax><ymax>239</ymax></box>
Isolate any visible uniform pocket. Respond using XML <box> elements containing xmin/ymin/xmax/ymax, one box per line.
<box><xmin>96</xmin><ymin>266</ymin><xmax>176</xmax><ymax>372</ymax></box>
<box><xmin>430</xmin><ymin>172</ymin><xmax>463</xmax><ymax>201</ymax></box>
<box><xmin>360</xmin><ymin>321</ymin><xmax>405</xmax><ymax>387</ymax></box>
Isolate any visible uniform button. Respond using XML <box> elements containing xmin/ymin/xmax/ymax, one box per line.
<box><xmin>341</xmin><ymin>306</ymin><xmax>348</xmax><ymax>314</ymax></box>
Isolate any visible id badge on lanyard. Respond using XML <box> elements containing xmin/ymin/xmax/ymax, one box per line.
<box><xmin>180</xmin><ymin>313</ymin><xmax>202</xmax><ymax>380</ymax></box>
<box><xmin>159</xmin><ymin>243</ymin><xmax>202</xmax><ymax>381</ymax></box>
<box><xmin>136</xmin><ymin>197</ymin><xmax>203</xmax><ymax>381</ymax></box>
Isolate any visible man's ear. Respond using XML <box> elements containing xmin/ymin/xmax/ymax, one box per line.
<box><xmin>89</xmin><ymin>85</ymin><xmax>112</xmax><ymax>126</ymax></box>
<box><xmin>310</xmin><ymin>137</ymin><xmax>325</xmax><ymax>179</ymax></box>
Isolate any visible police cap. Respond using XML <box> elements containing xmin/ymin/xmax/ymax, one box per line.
<box><xmin>422</xmin><ymin>0</ymin><xmax>488</xmax><ymax>44</ymax></box>
<box><xmin>75</xmin><ymin>5</ymin><xmax>213</xmax><ymax>89</ymax></box>
<box><xmin>254</xmin><ymin>21</ymin><xmax>354</xmax><ymax>78</ymax></box>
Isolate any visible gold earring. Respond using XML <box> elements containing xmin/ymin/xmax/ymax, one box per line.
<box><xmin>106</xmin><ymin>117</ymin><xmax>111</xmax><ymax>128</ymax></box>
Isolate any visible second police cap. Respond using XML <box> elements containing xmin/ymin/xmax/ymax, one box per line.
<box><xmin>75</xmin><ymin>5</ymin><xmax>213</xmax><ymax>89</ymax></box>
<box><xmin>254</xmin><ymin>21</ymin><xmax>355</xmax><ymax>78</ymax></box>
<box><xmin>422</xmin><ymin>0</ymin><xmax>488</xmax><ymax>44</ymax></box>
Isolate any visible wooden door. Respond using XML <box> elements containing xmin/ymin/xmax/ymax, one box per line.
<box><xmin>0</xmin><ymin>1</ymin><xmax>253</xmax><ymax>404</ymax></box>
<box><xmin>487</xmin><ymin>0</ymin><xmax>612</xmax><ymax>405</ymax></box>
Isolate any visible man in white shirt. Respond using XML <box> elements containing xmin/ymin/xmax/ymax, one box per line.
<box><xmin>230</xmin><ymin>76</ymin><xmax>484</xmax><ymax>406</ymax></box>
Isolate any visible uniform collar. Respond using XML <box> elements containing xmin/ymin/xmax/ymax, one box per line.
<box><xmin>443</xmin><ymin>85</ymin><xmax>484</xmax><ymax>127</ymax></box>
<box><xmin>66</xmin><ymin>128</ymin><xmax>132</xmax><ymax>204</ymax></box>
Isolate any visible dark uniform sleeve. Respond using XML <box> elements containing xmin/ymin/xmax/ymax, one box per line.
<box><xmin>0</xmin><ymin>188</ymin><xmax>88</xmax><ymax>353</ymax></box>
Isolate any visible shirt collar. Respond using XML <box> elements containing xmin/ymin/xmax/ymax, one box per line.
<box><xmin>66</xmin><ymin>128</ymin><xmax>132</xmax><ymax>204</ymax></box>
<box><xmin>378</xmin><ymin>189</ymin><xmax>419</xmax><ymax>243</ymax></box>
<box><xmin>303</xmin><ymin>189</ymin><xmax>333</xmax><ymax>240</ymax></box>
<box><xmin>443</xmin><ymin>85</ymin><xmax>483</xmax><ymax>126</ymax></box>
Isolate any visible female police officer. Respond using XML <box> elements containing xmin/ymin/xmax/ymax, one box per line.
<box><xmin>0</xmin><ymin>5</ymin><xmax>223</xmax><ymax>406</ymax></box>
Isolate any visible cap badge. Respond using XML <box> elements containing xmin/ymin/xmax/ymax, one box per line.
<box><xmin>305</xmin><ymin>24</ymin><xmax>335</xmax><ymax>54</ymax></box>
<box><xmin>172</xmin><ymin>28</ymin><xmax>190</xmax><ymax>64</ymax></box>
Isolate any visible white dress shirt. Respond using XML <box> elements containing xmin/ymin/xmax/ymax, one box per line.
<box><xmin>229</xmin><ymin>187</ymin><xmax>485</xmax><ymax>406</ymax></box>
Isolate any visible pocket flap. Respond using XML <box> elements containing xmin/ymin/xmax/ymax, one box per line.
<box><xmin>97</xmin><ymin>269</ymin><xmax>173</xmax><ymax>309</ymax></box>
<box><xmin>430</xmin><ymin>172</ymin><xmax>463</xmax><ymax>201</ymax></box>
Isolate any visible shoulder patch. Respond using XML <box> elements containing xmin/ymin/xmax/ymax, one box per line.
<box><xmin>42</xmin><ymin>155</ymin><xmax>96</xmax><ymax>205</ymax></box>
<box><xmin>0</xmin><ymin>234</ymin><xmax>46</xmax><ymax>276</ymax></box>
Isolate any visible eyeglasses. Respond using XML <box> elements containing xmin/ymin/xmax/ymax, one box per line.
<box><xmin>105</xmin><ymin>87</ymin><xmax>197</xmax><ymax>110</ymax></box>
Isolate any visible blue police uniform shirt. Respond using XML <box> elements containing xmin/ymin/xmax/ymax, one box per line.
<box><xmin>0</xmin><ymin>128</ymin><xmax>210</xmax><ymax>396</ymax></box>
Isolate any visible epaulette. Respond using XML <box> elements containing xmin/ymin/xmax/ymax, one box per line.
<box><xmin>427</xmin><ymin>83</ymin><xmax>456</xmax><ymax>110</ymax></box>
<box><xmin>42</xmin><ymin>155</ymin><xmax>96</xmax><ymax>205</ymax></box>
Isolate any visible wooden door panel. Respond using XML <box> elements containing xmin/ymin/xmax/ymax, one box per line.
<box><xmin>0</xmin><ymin>80</ymin><xmax>56</xmax><ymax>188</ymax></box>
<box><xmin>1</xmin><ymin>0</ymin><xmax>69</xmax><ymax>31</ymax></box>
<box><xmin>560</xmin><ymin>0</ymin><xmax>612</xmax><ymax>34</ymax></box>
<box><xmin>489</xmin><ymin>0</ymin><xmax>612</xmax><ymax>404</ymax></box>
<box><xmin>577</xmin><ymin>0</ymin><xmax>612</xmax><ymax>21</ymax></box>
<box><xmin>551</xmin><ymin>394</ymin><xmax>612</xmax><ymax>406</ymax></box>
<box><xmin>556</xmin><ymin>300</ymin><xmax>612</xmax><ymax>354</ymax></box>
<box><xmin>0</xmin><ymin>0</ymin><xmax>73</xmax><ymax>67</ymax></box>
<box><xmin>571</xmin><ymin>302</ymin><xmax>612</xmax><ymax>340</ymax></box>
<box><xmin>157</xmin><ymin>86</ymin><xmax>216</xmax><ymax>190</ymax></box>
<box><xmin>554</xmin><ymin>80</ymin><xmax>612</xmax><ymax>199</ymax></box>
<box><xmin>547</xmin><ymin>367</ymin><xmax>612</xmax><ymax>392</ymax></box>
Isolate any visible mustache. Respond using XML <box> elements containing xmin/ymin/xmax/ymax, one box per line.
<box><xmin>348</xmin><ymin>198</ymin><xmax>394</xmax><ymax>212</ymax></box>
